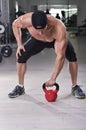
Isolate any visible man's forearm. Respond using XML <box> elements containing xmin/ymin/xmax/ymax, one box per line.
<box><xmin>51</xmin><ymin>56</ymin><xmax>65</xmax><ymax>80</ymax></box>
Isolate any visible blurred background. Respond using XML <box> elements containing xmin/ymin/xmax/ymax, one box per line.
<box><xmin>0</xmin><ymin>0</ymin><xmax>86</xmax><ymax>57</ymax></box>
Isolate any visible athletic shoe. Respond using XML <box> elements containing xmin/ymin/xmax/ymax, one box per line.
<box><xmin>8</xmin><ymin>85</ymin><xmax>25</xmax><ymax>98</ymax></box>
<box><xmin>72</xmin><ymin>85</ymin><xmax>85</xmax><ymax>99</ymax></box>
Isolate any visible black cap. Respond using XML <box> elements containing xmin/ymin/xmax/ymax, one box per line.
<box><xmin>32</xmin><ymin>10</ymin><xmax>47</xmax><ymax>29</ymax></box>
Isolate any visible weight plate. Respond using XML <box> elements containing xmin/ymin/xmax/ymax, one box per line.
<box><xmin>1</xmin><ymin>45</ymin><xmax>12</xmax><ymax>57</ymax></box>
<box><xmin>0</xmin><ymin>25</ymin><xmax>5</xmax><ymax>34</ymax></box>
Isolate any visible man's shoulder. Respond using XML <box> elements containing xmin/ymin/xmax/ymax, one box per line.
<box><xmin>23</xmin><ymin>12</ymin><xmax>33</xmax><ymax>17</ymax></box>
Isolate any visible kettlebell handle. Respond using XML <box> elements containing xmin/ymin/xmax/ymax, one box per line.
<box><xmin>42</xmin><ymin>83</ymin><xmax>59</xmax><ymax>91</ymax></box>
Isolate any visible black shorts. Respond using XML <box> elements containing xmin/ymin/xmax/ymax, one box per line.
<box><xmin>17</xmin><ymin>36</ymin><xmax>77</xmax><ymax>63</ymax></box>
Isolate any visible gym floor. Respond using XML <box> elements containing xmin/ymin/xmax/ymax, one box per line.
<box><xmin>0</xmin><ymin>34</ymin><xmax>86</xmax><ymax>130</ymax></box>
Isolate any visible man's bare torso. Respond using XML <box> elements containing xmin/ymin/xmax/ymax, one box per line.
<box><xmin>13</xmin><ymin>12</ymin><xmax>66</xmax><ymax>45</ymax></box>
<box><xmin>19</xmin><ymin>13</ymin><xmax>66</xmax><ymax>43</ymax></box>
<box><xmin>28</xmin><ymin>18</ymin><xmax>57</xmax><ymax>42</ymax></box>
<box><xmin>28</xmin><ymin>25</ymin><xmax>55</xmax><ymax>42</ymax></box>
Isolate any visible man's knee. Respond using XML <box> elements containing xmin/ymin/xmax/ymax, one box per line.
<box><xmin>66</xmin><ymin>40</ymin><xmax>77</xmax><ymax>62</ymax></box>
<box><xmin>17</xmin><ymin>50</ymin><xmax>28</xmax><ymax>63</ymax></box>
<box><xmin>66</xmin><ymin>54</ymin><xmax>77</xmax><ymax>62</ymax></box>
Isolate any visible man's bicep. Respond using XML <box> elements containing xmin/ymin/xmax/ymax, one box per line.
<box><xmin>54</xmin><ymin>40</ymin><xmax>67</xmax><ymax>58</ymax></box>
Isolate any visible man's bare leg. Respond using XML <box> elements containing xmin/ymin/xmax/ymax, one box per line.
<box><xmin>68</xmin><ymin>61</ymin><xmax>78</xmax><ymax>86</ymax></box>
<box><xmin>8</xmin><ymin>62</ymin><xmax>26</xmax><ymax>98</ymax></box>
<box><xmin>68</xmin><ymin>61</ymin><xmax>85</xmax><ymax>99</ymax></box>
<box><xmin>17</xmin><ymin>62</ymin><xmax>27</xmax><ymax>86</ymax></box>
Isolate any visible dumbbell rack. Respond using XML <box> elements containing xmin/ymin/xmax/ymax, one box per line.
<box><xmin>0</xmin><ymin>0</ymin><xmax>10</xmax><ymax>25</ymax></box>
<box><xmin>0</xmin><ymin>23</ymin><xmax>13</xmax><ymax>63</ymax></box>
<box><xmin>0</xmin><ymin>0</ymin><xmax>13</xmax><ymax>63</ymax></box>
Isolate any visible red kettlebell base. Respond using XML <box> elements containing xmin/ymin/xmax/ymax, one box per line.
<box><xmin>45</xmin><ymin>90</ymin><xmax>57</xmax><ymax>102</ymax></box>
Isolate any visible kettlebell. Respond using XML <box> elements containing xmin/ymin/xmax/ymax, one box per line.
<box><xmin>42</xmin><ymin>83</ymin><xmax>59</xmax><ymax>102</ymax></box>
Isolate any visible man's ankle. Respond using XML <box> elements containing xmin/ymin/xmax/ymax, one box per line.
<box><xmin>72</xmin><ymin>84</ymin><xmax>77</xmax><ymax>88</ymax></box>
<box><xmin>18</xmin><ymin>84</ymin><xmax>24</xmax><ymax>87</ymax></box>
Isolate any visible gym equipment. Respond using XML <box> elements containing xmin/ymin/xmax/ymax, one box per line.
<box><xmin>42</xmin><ymin>83</ymin><xmax>59</xmax><ymax>102</ymax></box>
<box><xmin>0</xmin><ymin>0</ymin><xmax>13</xmax><ymax>62</ymax></box>
<box><xmin>1</xmin><ymin>45</ymin><xmax>12</xmax><ymax>57</ymax></box>
<box><xmin>0</xmin><ymin>24</ymin><xmax>5</xmax><ymax>34</ymax></box>
<box><xmin>0</xmin><ymin>0</ymin><xmax>10</xmax><ymax>25</ymax></box>
<box><xmin>0</xmin><ymin>23</ymin><xmax>5</xmax><ymax>44</ymax></box>
<box><xmin>0</xmin><ymin>53</ymin><xmax>2</xmax><ymax>63</ymax></box>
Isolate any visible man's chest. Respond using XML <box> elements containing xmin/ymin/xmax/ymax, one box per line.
<box><xmin>29</xmin><ymin>28</ymin><xmax>55</xmax><ymax>42</ymax></box>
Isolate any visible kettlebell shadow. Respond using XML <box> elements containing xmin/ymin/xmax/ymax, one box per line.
<box><xmin>13</xmin><ymin>93</ymin><xmax>64</xmax><ymax>116</ymax></box>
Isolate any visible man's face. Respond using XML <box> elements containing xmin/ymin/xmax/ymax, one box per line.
<box><xmin>36</xmin><ymin>25</ymin><xmax>47</xmax><ymax>34</ymax></box>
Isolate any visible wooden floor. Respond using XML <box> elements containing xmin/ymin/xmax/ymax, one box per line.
<box><xmin>0</xmin><ymin>34</ymin><xmax>86</xmax><ymax>130</ymax></box>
